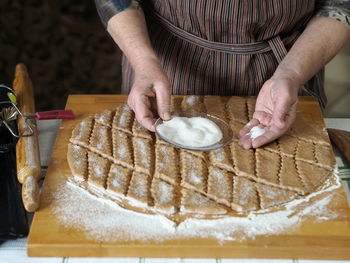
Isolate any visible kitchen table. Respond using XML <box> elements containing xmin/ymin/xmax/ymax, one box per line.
<box><xmin>0</xmin><ymin>118</ymin><xmax>349</xmax><ymax>263</ymax></box>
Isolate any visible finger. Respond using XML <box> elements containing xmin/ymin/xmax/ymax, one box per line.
<box><xmin>154</xmin><ymin>82</ymin><xmax>171</xmax><ymax>121</ymax></box>
<box><xmin>238</xmin><ymin>119</ymin><xmax>260</xmax><ymax>137</ymax></box>
<box><xmin>150</xmin><ymin>97</ymin><xmax>159</xmax><ymax>117</ymax></box>
<box><xmin>133</xmin><ymin>95</ymin><xmax>157</xmax><ymax>132</ymax></box>
<box><xmin>238</xmin><ymin>133</ymin><xmax>253</xmax><ymax>149</ymax></box>
<box><xmin>238</xmin><ymin>123</ymin><xmax>266</xmax><ymax>149</ymax></box>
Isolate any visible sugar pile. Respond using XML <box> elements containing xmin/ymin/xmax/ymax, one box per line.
<box><xmin>247</xmin><ymin>126</ymin><xmax>266</xmax><ymax>140</ymax></box>
<box><xmin>156</xmin><ymin>116</ymin><xmax>223</xmax><ymax>147</ymax></box>
<box><xmin>51</xmin><ymin>173</ymin><xmax>341</xmax><ymax>244</ymax></box>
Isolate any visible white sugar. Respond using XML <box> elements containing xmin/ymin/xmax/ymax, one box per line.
<box><xmin>72</xmin><ymin>144</ymin><xmax>82</xmax><ymax>150</ymax></box>
<box><xmin>157</xmin><ymin>116</ymin><xmax>223</xmax><ymax>148</ymax></box>
<box><xmin>96</xmin><ymin>142</ymin><xmax>104</xmax><ymax>150</ymax></box>
<box><xmin>159</xmin><ymin>154</ymin><xmax>170</xmax><ymax>170</ymax></box>
<box><xmin>157</xmin><ymin>181</ymin><xmax>173</xmax><ymax>203</ymax></box>
<box><xmin>186</xmin><ymin>96</ymin><xmax>196</xmax><ymax>106</ymax></box>
<box><xmin>52</xmin><ymin>172</ymin><xmax>341</xmax><ymax>244</ymax></box>
<box><xmin>247</xmin><ymin>126</ymin><xmax>266</xmax><ymax>140</ymax></box>
<box><xmin>214</xmin><ymin>149</ymin><xmax>225</xmax><ymax>161</ymax></box>
<box><xmin>98</xmin><ymin>115</ymin><xmax>107</xmax><ymax>122</ymax></box>
<box><xmin>96</xmin><ymin>112</ymin><xmax>110</xmax><ymax>123</ymax></box>
<box><xmin>110</xmin><ymin>165</ymin><xmax>121</xmax><ymax>175</ymax></box>
<box><xmin>135</xmin><ymin>139</ymin><xmax>149</xmax><ymax>166</ymax></box>
<box><xmin>117</xmin><ymin>144</ymin><xmax>127</xmax><ymax>157</ymax></box>
<box><xmin>136</xmin><ymin>138</ymin><xmax>147</xmax><ymax>154</ymax></box>
<box><xmin>132</xmin><ymin>177</ymin><xmax>148</xmax><ymax>196</ymax></box>
<box><xmin>110</xmin><ymin>176</ymin><xmax>124</xmax><ymax>189</ymax></box>
<box><xmin>262</xmin><ymin>187</ymin><xmax>281</xmax><ymax>200</ymax></box>
<box><xmin>236</xmin><ymin>180</ymin><xmax>254</xmax><ymax>205</ymax></box>
<box><xmin>93</xmin><ymin>163</ymin><xmax>103</xmax><ymax>177</ymax></box>
<box><xmin>245</xmin><ymin>121</ymin><xmax>253</xmax><ymax>127</ymax></box>
<box><xmin>74</xmin><ymin>121</ymin><xmax>88</xmax><ymax>140</ymax></box>
<box><xmin>211</xmin><ymin>168</ymin><xmax>225</xmax><ymax>180</ymax></box>
<box><xmin>118</xmin><ymin>113</ymin><xmax>127</xmax><ymax>127</ymax></box>
<box><xmin>118</xmin><ymin>106</ymin><xmax>131</xmax><ymax>127</ymax></box>
<box><xmin>188</xmin><ymin>171</ymin><xmax>203</xmax><ymax>184</ymax></box>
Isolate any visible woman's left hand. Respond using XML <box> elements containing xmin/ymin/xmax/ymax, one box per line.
<box><xmin>238</xmin><ymin>76</ymin><xmax>299</xmax><ymax>149</ymax></box>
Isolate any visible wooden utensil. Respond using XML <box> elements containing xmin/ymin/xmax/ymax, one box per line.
<box><xmin>327</xmin><ymin>128</ymin><xmax>350</xmax><ymax>162</ymax></box>
<box><xmin>13</xmin><ymin>63</ymin><xmax>41</xmax><ymax>212</ymax></box>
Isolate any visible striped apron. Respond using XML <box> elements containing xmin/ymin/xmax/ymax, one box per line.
<box><xmin>121</xmin><ymin>0</ymin><xmax>326</xmax><ymax>108</ymax></box>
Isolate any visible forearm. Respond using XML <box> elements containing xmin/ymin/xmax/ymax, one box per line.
<box><xmin>273</xmin><ymin>17</ymin><xmax>350</xmax><ymax>86</ymax></box>
<box><xmin>95</xmin><ymin>0</ymin><xmax>158</xmax><ymax>71</ymax></box>
<box><xmin>107</xmin><ymin>9</ymin><xmax>158</xmax><ymax>71</ymax></box>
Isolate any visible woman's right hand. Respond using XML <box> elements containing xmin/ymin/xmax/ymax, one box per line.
<box><xmin>127</xmin><ymin>57</ymin><xmax>171</xmax><ymax>132</ymax></box>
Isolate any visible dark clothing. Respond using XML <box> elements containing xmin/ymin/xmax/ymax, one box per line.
<box><xmin>95</xmin><ymin>0</ymin><xmax>350</xmax><ymax>108</ymax></box>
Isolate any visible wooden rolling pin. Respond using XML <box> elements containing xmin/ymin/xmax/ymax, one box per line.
<box><xmin>327</xmin><ymin>128</ymin><xmax>350</xmax><ymax>163</ymax></box>
<box><xmin>13</xmin><ymin>63</ymin><xmax>41</xmax><ymax>212</ymax></box>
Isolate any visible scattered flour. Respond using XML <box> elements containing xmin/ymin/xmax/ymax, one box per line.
<box><xmin>52</xmin><ymin>173</ymin><xmax>341</xmax><ymax>244</ymax></box>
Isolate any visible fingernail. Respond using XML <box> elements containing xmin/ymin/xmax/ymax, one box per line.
<box><xmin>163</xmin><ymin>112</ymin><xmax>171</xmax><ymax>120</ymax></box>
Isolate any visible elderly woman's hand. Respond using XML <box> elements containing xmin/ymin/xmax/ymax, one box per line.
<box><xmin>238</xmin><ymin>76</ymin><xmax>299</xmax><ymax>149</ymax></box>
<box><xmin>127</xmin><ymin>57</ymin><xmax>171</xmax><ymax>132</ymax></box>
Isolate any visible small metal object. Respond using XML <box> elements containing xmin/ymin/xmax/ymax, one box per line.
<box><xmin>0</xmin><ymin>83</ymin><xmax>29</xmax><ymax>240</ymax></box>
<box><xmin>0</xmin><ymin>85</ymin><xmax>34</xmax><ymax>138</ymax></box>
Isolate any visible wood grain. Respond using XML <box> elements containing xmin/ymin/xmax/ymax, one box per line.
<box><xmin>13</xmin><ymin>63</ymin><xmax>41</xmax><ymax>212</ymax></box>
<box><xmin>27</xmin><ymin>95</ymin><xmax>350</xmax><ymax>259</ymax></box>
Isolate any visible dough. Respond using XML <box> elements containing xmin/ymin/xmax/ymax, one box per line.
<box><xmin>67</xmin><ymin>96</ymin><xmax>335</xmax><ymax>223</ymax></box>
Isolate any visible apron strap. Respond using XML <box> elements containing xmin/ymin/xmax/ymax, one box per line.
<box><xmin>145</xmin><ymin>7</ymin><xmax>300</xmax><ymax>55</ymax></box>
<box><xmin>268</xmin><ymin>36</ymin><xmax>288</xmax><ymax>63</ymax></box>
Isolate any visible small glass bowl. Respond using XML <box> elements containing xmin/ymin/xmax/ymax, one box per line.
<box><xmin>154</xmin><ymin>111</ymin><xmax>233</xmax><ymax>151</ymax></box>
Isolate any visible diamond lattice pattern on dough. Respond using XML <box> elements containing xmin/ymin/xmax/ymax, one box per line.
<box><xmin>67</xmin><ymin>96</ymin><xmax>335</xmax><ymax>222</ymax></box>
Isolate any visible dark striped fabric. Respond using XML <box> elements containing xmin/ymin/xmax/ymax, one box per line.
<box><xmin>121</xmin><ymin>0</ymin><xmax>327</xmax><ymax>108</ymax></box>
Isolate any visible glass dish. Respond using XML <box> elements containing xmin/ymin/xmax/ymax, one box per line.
<box><xmin>154</xmin><ymin>111</ymin><xmax>233</xmax><ymax>151</ymax></box>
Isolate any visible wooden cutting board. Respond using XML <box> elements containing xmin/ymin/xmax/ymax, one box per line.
<box><xmin>27</xmin><ymin>95</ymin><xmax>350</xmax><ymax>259</ymax></box>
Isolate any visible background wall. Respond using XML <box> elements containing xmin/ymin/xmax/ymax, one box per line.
<box><xmin>0</xmin><ymin>0</ymin><xmax>123</xmax><ymax>110</ymax></box>
<box><xmin>324</xmin><ymin>44</ymin><xmax>350</xmax><ymax>117</ymax></box>
<box><xmin>0</xmin><ymin>0</ymin><xmax>349</xmax><ymax>116</ymax></box>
